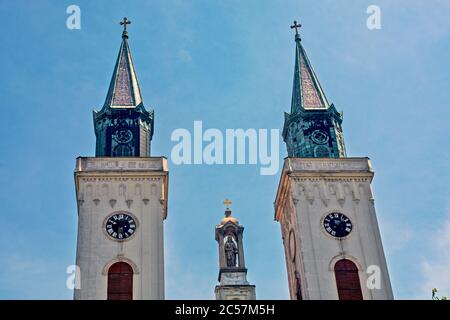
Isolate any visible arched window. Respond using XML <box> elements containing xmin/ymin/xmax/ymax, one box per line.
<box><xmin>107</xmin><ymin>262</ymin><xmax>133</xmax><ymax>300</ymax></box>
<box><xmin>113</xmin><ymin>145</ymin><xmax>132</xmax><ymax>157</ymax></box>
<box><xmin>334</xmin><ymin>259</ymin><xmax>363</xmax><ymax>300</ymax></box>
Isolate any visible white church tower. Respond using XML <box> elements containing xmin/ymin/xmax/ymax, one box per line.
<box><xmin>73</xmin><ymin>18</ymin><xmax>169</xmax><ymax>300</ymax></box>
<box><xmin>274</xmin><ymin>22</ymin><xmax>393</xmax><ymax>300</ymax></box>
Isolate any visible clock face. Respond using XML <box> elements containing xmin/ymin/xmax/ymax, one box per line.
<box><xmin>311</xmin><ymin>130</ymin><xmax>329</xmax><ymax>144</ymax></box>
<box><xmin>105</xmin><ymin>212</ymin><xmax>137</xmax><ymax>240</ymax></box>
<box><xmin>113</xmin><ymin>129</ymin><xmax>133</xmax><ymax>144</ymax></box>
<box><xmin>323</xmin><ymin>212</ymin><xmax>352</xmax><ymax>238</ymax></box>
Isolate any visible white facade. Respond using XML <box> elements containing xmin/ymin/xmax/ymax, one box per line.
<box><xmin>274</xmin><ymin>157</ymin><xmax>393</xmax><ymax>300</ymax></box>
<box><xmin>73</xmin><ymin>157</ymin><xmax>168</xmax><ymax>300</ymax></box>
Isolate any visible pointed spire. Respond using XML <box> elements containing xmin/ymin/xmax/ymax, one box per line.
<box><xmin>103</xmin><ymin>18</ymin><xmax>143</xmax><ymax>108</ymax></box>
<box><xmin>290</xmin><ymin>21</ymin><xmax>329</xmax><ymax>113</ymax></box>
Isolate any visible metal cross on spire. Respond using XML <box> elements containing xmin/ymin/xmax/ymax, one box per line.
<box><xmin>290</xmin><ymin>20</ymin><xmax>302</xmax><ymax>40</ymax></box>
<box><xmin>223</xmin><ymin>199</ymin><xmax>232</xmax><ymax>210</ymax></box>
<box><xmin>120</xmin><ymin>17</ymin><xmax>131</xmax><ymax>31</ymax></box>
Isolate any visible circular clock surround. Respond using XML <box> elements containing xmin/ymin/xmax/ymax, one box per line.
<box><xmin>113</xmin><ymin>129</ymin><xmax>133</xmax><ymax>144</ymax></box>
<box><xmin>288</xmin><ymin>230</ymin><xmax>296</xmax><ymax>262</ymax></box>
<box><xmin>322</xmin><ymin>212</ymin><xmax>353</xmax><ymax>238</ymax></box>
<box><xmin>310</xmin><ymin>130</ymin><xmax>329</xmax><ymax>144</ymax></box>
<box><xmin>104</xmin><ymin>211</ymin><xmax>138</xmax><ymax>241</ymax></box>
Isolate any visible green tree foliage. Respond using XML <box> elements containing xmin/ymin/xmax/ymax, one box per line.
<box><xmin>432</xmin><ymin>288</ymin><xmax>448</xmax><ymax>300</ymax></box>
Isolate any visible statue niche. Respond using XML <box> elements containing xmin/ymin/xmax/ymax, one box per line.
<box><xmin>224</xmin><ymin>236</ymin><xmax>238</xmax><ymax>267</ymax></box>
<box><xmin>215</xmin><ymin>200</ymin><xmax>246</xmax><ymax>270</ymax></box>
<box><xmin>214</xmin><ymin>199</ymin><xmax>256</xmax><ymax>300</ymax></box>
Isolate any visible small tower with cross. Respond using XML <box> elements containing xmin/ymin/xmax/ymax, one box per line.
<box><xmin>214</xmin><ymin>199</ymin><xmax>256</xmax><ymax>300</ymax></box>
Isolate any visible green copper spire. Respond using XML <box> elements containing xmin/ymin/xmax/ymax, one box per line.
<box><xmin>103</xmin><ymin>17</ymin><xmax>143</xmax><ymax>109</ymax></box>
<box><xmin>283</xmin><ymin>22</ymin><xmax>346</xmax><ymax>158</ymax></box>
<box><xmin>290</xmin><ymin>21</ymin><xmax>329</xmax><ymax>113</ymax></box>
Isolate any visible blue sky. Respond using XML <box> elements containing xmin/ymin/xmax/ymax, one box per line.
<box><xmin>1</xmin><ymin>0</ymin><xmax>450</xmax><ymax>299</ymax></box>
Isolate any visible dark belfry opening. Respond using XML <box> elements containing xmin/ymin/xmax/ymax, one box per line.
<box><xmin>107</xmin><ymin>262</ymin><xmax>133</xmax><ymax>300</ymax></box>
<box><xmin>334</xmin><ymin>259</ymin><xmax>363</xmax><ymax>300</ymax></box>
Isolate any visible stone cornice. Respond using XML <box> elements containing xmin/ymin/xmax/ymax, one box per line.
<box><xmin>75</xmin><ymin>157</ymin><xmax>168</xmax><ymax>172</ymax></box>
<box><xmin>285</xmin><ymin>157</ymin><xmax>372</xmax><ymax>173</ymax></box>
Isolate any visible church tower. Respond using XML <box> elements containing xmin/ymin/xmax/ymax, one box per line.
<box><xmin>215</xmin><ymin>200</ymin><xmax>256</xmax><ymax>300</ymax></box>
<box><xmin>274</xmin><ymin>22</ymin><xmax>393</xmax><ymax>300</ymax></box>
<box><xmin>73</xmin><ymin>19</ymin><xmax>169</xmax><ymax>300</ymax></box>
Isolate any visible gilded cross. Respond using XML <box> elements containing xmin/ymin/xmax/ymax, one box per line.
<box><xmin>290</xmin><ymin>20</ymin><xmax>302</xmax><ymax>36</ymax></box>
<box><xmin>120</xmin><ymin>17</ymin><xmax>131</xmax><ymax>31</ymax></box>
<box><xmin>223</xmin><ymin>199</ymin><xmax>232</xmax><ymax>210</ymax></box>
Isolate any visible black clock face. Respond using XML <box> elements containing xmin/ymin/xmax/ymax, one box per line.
<box><xmin>311</xmin><ymin>130</ymin><xmax>329</xmax><ymax>144</ymax></box>
<box><xmin>323</xmin><ymin>213</ymin><xmax>352</xmax><ymax>238</ymax></box>
<box><xmin>105</xmin><ymin>213</ymin><xmax>137</xmax><ymax>240</ymax></box>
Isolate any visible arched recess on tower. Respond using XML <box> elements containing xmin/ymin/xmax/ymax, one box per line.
<box><xmin>107</xmin><ymin>262</ymin><xmax>133</xmax><ymax>300</ymax></box>
<box><xmin>333</xmin><ymin>259</ymin><xmax>363</xmax><ymax>300</ymax></box>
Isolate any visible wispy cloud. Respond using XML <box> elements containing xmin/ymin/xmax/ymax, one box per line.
<box><xmin>382</xmin><ymin>221</ymin><xmax>414</xmax><ymax>256</ymax></box>
<box><xmin>0</xmin><ymin>252</ymin><xmax>72</xmax><ymax>299</ymax></box>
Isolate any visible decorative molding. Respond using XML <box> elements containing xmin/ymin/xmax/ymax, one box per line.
<box><xmin>93</xmin><ymin>198</ymin><xmax>100</xmax><ymax>206</ymax></box>
<box><xmin>293</xmin><ymin>177</ymin><xmax>370</xmax><ymax>182</ymax></box>
<box><xmin>109</xmin><ymin>199</ymin><xmax>117</xmax><ymax>208</ymax></box>
<box><xmin>126</xmin><ymin>199</ymin><xmax>133</xmax><ymax>208</ymax></box>
<box><xmin>76</xmin><ymin>157</ymin><xmax>167</xmax><ymax>172</ymax></box>
<box><xmin>80</xmin><ymin>177</ymin><xmax>161</xmax><ymax>183</ymax></box>
<box><xmin>328</xmin><ymin>254</ymin><xmax>363</xmax><ymax>271</ymax></box>
<box><xmin>287</xmin><ymin>158</ymin><xmax>371</xmax><ymax>172</ymax></box>
<box><xmin>102</xmin><ymin>257</ymin><xmax>140</xmax><ymax>275</ymax></box>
